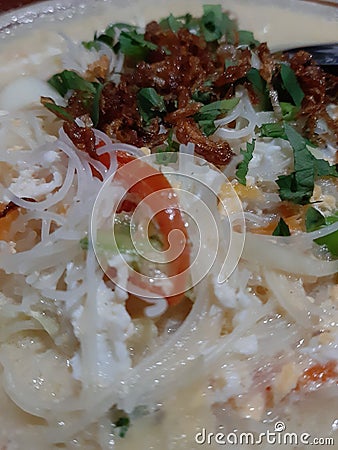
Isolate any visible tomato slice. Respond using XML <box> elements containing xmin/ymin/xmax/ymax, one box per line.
<box><xmin>97</xmin><ymin>148</ymin><xmax>190</xmax><ymax>306</ymax></box>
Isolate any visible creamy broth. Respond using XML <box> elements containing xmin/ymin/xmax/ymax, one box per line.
<box><xmin>0</xmin><ymin>1</ymin><xmax>337</xmax><ymax>449</ymax></box>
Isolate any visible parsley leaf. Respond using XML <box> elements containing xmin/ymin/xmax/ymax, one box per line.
<box><xmin>172</xmin><ymin>13</ymin><xmax>201</xmax><ymax>34</ymax></box>
<box><xmin>156</xmin><ymin>130</ymin><xmax>179</xmax><ymax>165</ymax></box>
<box><xmin>192</xmin><ymin>89</ymin><xmax>213</xmax><ymax>104</ymax></box>
<box><xmin>260</xmin><ymin>123</ymin><xmax>286</xmax><ymax>138</ymax></box>
<box><xmin>236</xmin><ymin>140</ymin><xmax>255</xmax><ymax>185</ymax></box>
<box><xmin>41</xmin><ymin>97</ymin><xmax>74</xmax><ymax>122</ymax></box>
<box><xmin>277</xmin><ymin>124</ymin><xmax>316</xmax><ymax>204</ymax></box>
<box><xmin>315</xmin><ymin>230</ymin><xmax>338</xmax><ymax>257</ymax></box>
<box><xmin>325</xmin><ymin>211</ymin><xmax>338</xmax><ymax>225</ymax></box>
<box><xmin>91</xmin><ymin>82</ymin><xmax>104</xmax><ymax>127</ymax></box>
<box><xmin>119</xmin><ymin>30</ymin><xmax>157</xmax><ymax>59</ymax></box>
<box><xmin>137</xmin><ymin>87</ymin><xmax>166</xmax><ymax>124</ymax></box>
<box><xmin>238</xmin><ymin>30</ymin><xmax>259</xmax><ymax>48</ymax></box>
<box><xmin>194</xmin><ymin>97</ymin><xmax>239</xmax><ymax>136</ymax></box>
<box><xmin>197</xmin><ymin>98</ymin><xmax>240</xmax><ymax>118</ymax></box>
<box><xmin>48</xmin><ymin>70</ymin><xmax>97</xmax><ymax>97</ymax></box>
<box><xmin>307</xmin><ymin>210</ymin><xmax>338</xmax><ymax>257</ymax></box>
<box><xmin>197</xmin><ymin>119</ymin><xmax>218</xmax><ymax>136</ymax></box>
<box><xmin>246</xmin><ymin>68</ymin><xmax>270</xmax><ymax>108</ymax></box>
<box><xmin>159</xmin><ymin>7</ymin><xmax>247</xmax><ymax>44</ymax></box>
<box><xmin>247</xmin><ymin>68</ymin><xmax>266</xmax><ymax>94</ymax></box>
<box><xmin>105</xmin><ymin>22</ymin><xmax>137</xmax><ymax>39</ymax></box>
<box><xmin>277</xmin><ymin>173</ymin><xmax>307</xmax><ymax>204</ymax></box>
<box><xmin>47</xmin><ymin>71</ymin><xmax>103</xmax><ymax>125</ymax></box>
<box><xmin>201</xmin><ymin>4</ymin><xmax>236</xmax><ymax>42</ymax></box>
<box><xmin>201</xmin><ymin>4</ymin><xmax>224</xmax><ymax>42</ymax></box>
<box><xmin>82</xmin><ymin>23</ymin><xmax>137</xmax><ymax>51</ymax></box>
<box><xmin>166</xmin><ymin>129</ymin><xmax>180</xmax><ymax>152</ymax></box>
<box><xmin>159</xmin><ymin>13</ymin><xmax>183</xmax><ymax>32</ymax></box>
<box><xmin>277</xmin><ymin>124</ymin><xmax>337</xmax><ymax>204</ymax></box>
<box><xmin>89</xmin><ymin>30</ymin><xmax>115</xmax><ymax>49</ymax></box>
<box><xmin>314</xmin><ymin>158</ymin><xmax>338</xmax><ymax>178</ymax></box>
<box><xmin>114</xmin><ymin>416</ymin><xmax>130</xmax><ymax>438</ymax></box>
<box><xmin>82</xmin><ymin>40</ymin><xmax>101</xmax><ymax>51</ymax></box>
<box><xmin>272</xmin><ymin>218</ymin><xmax>291</xmax><ymax>236</ymax></box>
<box><xmin>280</xmin><ymin>64</ymin><xmax>304</xmax><ymax>107</ymax></box>
<box><xmin>280</xmin><ymin>102</ymin><xmax>299</xmax><ymax>121</ymax></box>
<box><xmin>305</xmin><ymin>207</ymin><xmax>326</xmax><ymax>232</ymax></box>
<box><xmin>167</xmin><ymin>14</ymin><xmax>182</xmax><ymax>32</ymax></box>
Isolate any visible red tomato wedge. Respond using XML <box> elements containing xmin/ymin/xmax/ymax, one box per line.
<box><xmin>96</xmin><ymin>146</ymin><xmax>190</xmax><ymax>306</ymax></box>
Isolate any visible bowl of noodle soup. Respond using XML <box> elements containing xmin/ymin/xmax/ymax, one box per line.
<box><xmin>0</xmin><ymin>1</ymin><xmax>337</xmax><ymax>449</ymax></box>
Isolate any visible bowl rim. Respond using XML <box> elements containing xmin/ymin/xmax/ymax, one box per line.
<box><xmin>0</xmin><ymin>0</ymin><xmax>337</xmax><ymax>36</ymax></box>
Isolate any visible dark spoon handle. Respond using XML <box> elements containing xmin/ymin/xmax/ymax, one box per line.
<box><xmin>283</xmin><ymin>43</ymin><xmax>338</xmax><ymax>75</ymax></box>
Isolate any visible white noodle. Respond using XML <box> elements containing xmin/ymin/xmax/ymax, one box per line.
<box><xmin>6</xmin><ymin>160</ymin><xmax>75</xmax><ymax>210</ymax></box>
<box><xmin>214</xmin><ymin>89</ymin><xmax>258</xmax><ymax>142</ymax></box>
<box><xmin>242</xmin><ymin>232</ymin><xmax>338</xmax><ymax>276</ymax></box>
<box><xmin>265</xmin><ymin>270</ymin><xmax>317</xmax><ymax>329</ymax></box>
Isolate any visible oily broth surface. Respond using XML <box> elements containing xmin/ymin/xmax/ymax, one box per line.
<box><xmin>0</xmin><ymin>1</ymin><xmax>337</xmax><ymax>449</ymax></box>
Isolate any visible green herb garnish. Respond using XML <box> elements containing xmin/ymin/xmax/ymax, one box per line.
<box><xmin>114</xmin><ymin>416</ymin><xmax>130</xmax><ymax>438</ymax></box>
<box><xmin>194</xmin><ymin>97</ymin><xmax>239</xmax><ymax>136</ymax></box>
<box><xmin>47</xmin><ymin>70</ymin><xmax>103</xmax><ymax>125</ymax></box>
<box><xmin>260</xmin><ymin>123</ymin><xmax>286</xmax><ymax>138</ymax></box>
<box><xmin>305</xmin><ymin>207</ymin><xmax>326</xmax><ymax>233</ymax></box>
<box><xmin>280</xmin><ymin>102</ymin><xmax>299</xmax><ymax>121</ymax></box>
<box><xmin>315</xmin><ymin>231</ymin><xmax>338</xmax><ymax>256</ymax></box>
<box><xmin>280</xmin><ymin>63</ymin><xmax>304</xmax><ymax>107</ymax></box>
<box><xmin>170</xmin><ymin>13</ymin><xmax>201</xmax><ymax>34</ymax></box>
<box><xmin>201</xmin><ymin>4</ymin><xmax>236</xmax><ymax>42</ymax></box>
<box><xmin>41</xmin><ymin>97</ymin><xmax>75</xmax><ymax>122</ymax></box>
<box><xmin>246</xmin><ymin>68</ymin><xmax>270</xmax><ymax>108</ymax></box>
<box><xmin>91</xmin><ymin>83</ymin><xmax>104</xmax><ymax>126</ymax></box>
<box><xmin>92</xmin><ymin>30</ymin><xmax>115</xmax><ymax>49</ymax></box>
<box><xmin>325</xmin><ymin>211</ymin><xmax>338</xmax><ymax>226</ymax></box>
<box><xmin>159</xmin><ymin>5</ymin><xmax>253</xmax><ymax>44</ymax></box>
<box><xmin>192</xmin><ymin>89</ymin><xmax>213</xmax><ymax>104</ymax></box>
<box><xmin>272</xmin><ymin>218</ymin><xmax>291</xmax><ymax>236</ymax></box>
<box><xmin>314</xmin><ymin>158</ymin><xmax>338</xmax><ymax>178</ymax></box>
<box><xmin>48</xmin><ymin>70</ymin><xmax>97</xmax><ymax>97</ymax></box>
<box><xmin>236</xmin><ymin>140</ymin><xmax>255</xmax><ymax>185</ymax></box>
<box><xmin>159</xmin><ymin>13</ymin><xmax>183</xmax><ymax>32</ymax></box>
<box><xmin>156</xmin><ymin>130</ymin><xmax>179</xmax><ymax>165</ymax></box>
<box><xmin>137</xmin><ymin>87</ymin><xmax>166</xmax><ymax>124</ymax></box>
<box><xmin>82</xmin><ymin>23</ymin><xmax>137</xmax><ymax>51</ymax></box>
<box><xmin>277</xmin><ymin>124</ymin><xmax>337</xmax><ymax>204</ymax></box>
<box><xmin>306</xmin><ymin>210</ymin><xmax>338</xmax><ymax>257</ymax></box>
<box><xmin>277</xmin><ymin>174</ymin><xmax>307</xmax><ymax>205</ymax></box>
<box><xmin>238</xmin><ymin>30</ymin><xmax>259</xmax><ymax>47</ymax></box>
<box><xmin>166</xmin><ymin>131</ymin><xmax>177</xmax><ymax>150</ymax></box>
<box><xmin>82</xmin><ymin>40</ymin><xmax>101</xmax><ymax>51</ymax></box>
<box><xmin>119</xmin><ymin>30</ymin><xmax>157</xmax><ymax>59</ymax></box>
<box><xmin>247</xmin><ymin>68</ymin><xmax>266</xmax><ymax>94</ymax></box>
